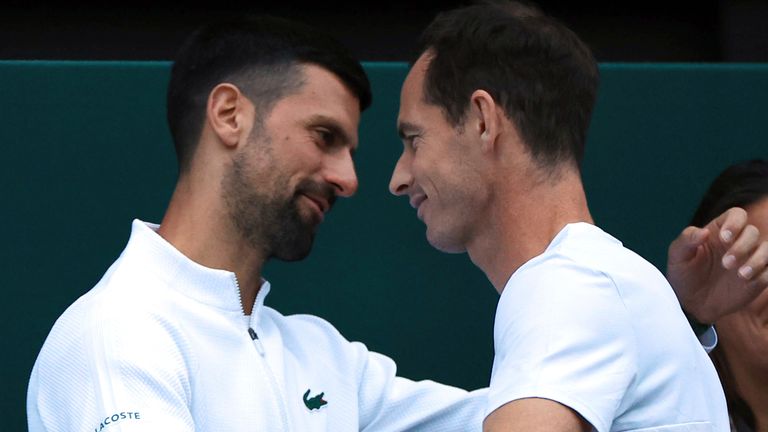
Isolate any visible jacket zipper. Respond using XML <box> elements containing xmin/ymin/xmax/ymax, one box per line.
<box><xmin>232</xmin><ymin>274</ymin><xmax>291</xmax><ymax>430</ymax></box>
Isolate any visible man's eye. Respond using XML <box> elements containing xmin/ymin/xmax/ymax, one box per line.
<box><xmin>316</xmin><ymin>129</ymin><xmax>334</xmax><ymax>146</ymax></box>
<box><xmin>407</xmin><ymin>135</ymin><xmax>422</xmax><ymax>151</ymax></box>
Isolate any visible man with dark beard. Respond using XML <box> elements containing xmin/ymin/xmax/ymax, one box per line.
<box><xmin>222</xmin><ymin>134</ymin><xmax>336</xmax><ymax>262</ymax></box>
<box><xmin>26</xmin><ymin>17</ymin><xmax>488</xmax><ymax>432</ymax></box>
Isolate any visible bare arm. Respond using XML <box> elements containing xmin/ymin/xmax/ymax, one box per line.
<box><xmin>667</xmin><ymin>207</ymin><xmax>768</xmax><ymax>324</ymax></box>
<box><xmin>483</xmin><ymin>398</ymin><xmax>591</xmax><ymax>432</ymax></box>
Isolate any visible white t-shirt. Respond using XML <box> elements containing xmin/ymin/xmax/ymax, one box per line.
<box><xmin>28</xmin><ymin>220</ymin><xmax>486</xmax><ymax>432</ymax></box>
<box><xmin>486</xmin><ymin>223</ymin><xmax>728</xmax><ymax>432</ymax></box>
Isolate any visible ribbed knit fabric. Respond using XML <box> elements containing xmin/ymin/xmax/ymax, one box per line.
<box><xmin>28</xmin><ymin>220</ymin><xmax>486</xmax><ymax>432</ymax></box>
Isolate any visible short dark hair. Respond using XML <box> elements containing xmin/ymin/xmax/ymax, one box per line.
<box><xmin>167</xmin><ymin>15</ymin><xmax>372</xmax><ymax>172</ymax></box>
<box><xmin>689</xmin><ymin>158</ymin><xmax>768</xmax><ymax>430</ymax></box>
<box><xmin>418</xmin><ymin>0</ymin><xmax>599</xmax><ymax>169</ymax></box>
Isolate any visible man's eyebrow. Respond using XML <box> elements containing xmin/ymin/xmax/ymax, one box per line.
<box><xmin>397</xmin><ymin>121</ymin><xmax>422</xmax><ymax>139</ymax></box>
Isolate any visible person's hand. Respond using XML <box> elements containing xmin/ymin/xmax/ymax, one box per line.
<box><xmin>667</xmin><ymin>207</ymin><xmax>768</xmax><ymax>324</ymax></box>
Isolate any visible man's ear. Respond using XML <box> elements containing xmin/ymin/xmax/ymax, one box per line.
<box><xmin>206</xmin><ymin>83</ymin><xmax>253</xmax><ymax>149</ymax></box>
<box><xmin>469</xmin><ymin>89</ymin><xmax>502</xmax><ymax>153</ymax></box>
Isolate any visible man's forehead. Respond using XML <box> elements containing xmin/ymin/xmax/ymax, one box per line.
<box><xmin>400</xmin><ymin>53</ymin><xmax>437</xmax><ymax>116</ymax></box>
<box><xmin>398</xmin><ymin>66</ymin><xmax>429</xmax><ymax>132</ymax></box>
<box><xmin>403</xmin><ymin>56</ymin><xmax>430</xmax><ymax>94</ymax></box>
<box><xmin>282</xmin><ymin>65</ymin><xmax>360</xmax><ymax>117</ymax></box>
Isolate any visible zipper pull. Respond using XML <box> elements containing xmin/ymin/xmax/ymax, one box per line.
<box><xmin>248</xmin><ymin>327</ymin><xmax>265</xmax><ymax>355</ymax></box>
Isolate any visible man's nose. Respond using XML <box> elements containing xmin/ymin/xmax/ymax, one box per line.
<box><xmin>388</xmin><ymin>151</ymin><xmax>412</xmax><ymax>196</ymax></box>
<box><xmin>325</xmin><ymin>151</ymin><xmax>359</xmax><ymax>197</ymax></box>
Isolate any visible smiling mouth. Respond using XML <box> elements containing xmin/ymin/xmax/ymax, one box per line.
<box><xmin>300</xmin><ymin>194</ymin><xmax>328</xmax><ymax>222</ymax></box>
<box><xmin>410</xmin><ymin>194</ymin><xmax>426</xmax><ymax>210</ymax></box>
<box><xmin>411</xmin><ymin>195</ymin><xmax>427</xmax><ymax>220</ymax></box>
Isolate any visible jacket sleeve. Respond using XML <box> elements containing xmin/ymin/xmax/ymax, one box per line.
<box><xmin>357</xmin><ymin>348</ymin><xmax>487</xmax><ymax>432</ymax></box>
<box><xmin>287</xmin><ymin>313</ymin><xmax>487</xmax><ymax>431</ymax></box>
<box><xmin>27</xmin><ymin>298</ymin><xmax>195</xmax><ymax>432</ymax></box>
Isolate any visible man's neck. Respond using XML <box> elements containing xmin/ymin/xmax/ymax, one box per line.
<box><xmin>467</xmin><ymin>167</ymin><xmax>593</xmax><ymax>294</ymax></box>
<box><xmin>158</xmin><ymin>179</ymin><xmax>265</xmax><ymax>315</ymax></box>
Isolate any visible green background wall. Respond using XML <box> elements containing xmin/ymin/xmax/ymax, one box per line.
<box><xmin>1</xmin><ymin>62</ymin><xmax>766</xmax><ymax>431</ymax></box>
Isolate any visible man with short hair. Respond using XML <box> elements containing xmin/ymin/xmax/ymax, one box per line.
<box><xmin>27</xmin><ymin>16</ymin><xmax>487</xmax><ymax>432</ymax></box>
<box><xmin>389</xmin><ymin>2</ymin><xmax>767</xmax><ymax>430</ymax></box>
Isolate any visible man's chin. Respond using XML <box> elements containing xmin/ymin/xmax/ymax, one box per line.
<box><xmin>274</xmin><ymin>249</ymin><xmax>311</xmax><ymax>262</ymax></box>
<box><xmin>271</xmin><ymin>233</ymin><xmax>316</xmax><ymax>262</ymax></box>
<box><xmin>426</xmin><ymin>228</ymin><xmax>467</xmax><ymax>254</ymax></box>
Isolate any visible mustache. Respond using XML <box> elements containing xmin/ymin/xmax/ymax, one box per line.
<box><xmin>295</xmin><ymin>179</ymin><xmax>337</xmax><ymax>211</ymax></box>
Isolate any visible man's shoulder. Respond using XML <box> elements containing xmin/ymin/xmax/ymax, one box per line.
<box><xmin>531</xmin><ymin>223</ymin><xmax>668</xmax><ymax>293</ymax></box>
<box><xmin>501</xmin><ymin>224</ymin><xmax>675</xmax><ymax>326</ymax></box>
<box><xmin>547</xmin><ymin>224</ymin><xmax>649</xmax><ymax>270</ymax></box>
<box><xmin>35</xmin><ymin>277</ymin><xmax>192</xmax><ymax>399</ymax></box>
<box><xmin>506</xmin><ymin>245</ymin><xmax>622</xmax><ymax>304</ymax></box>
<box><xmin>41</xmin><ymin>255</ymin><xmax>182</xmax><ymax>358</ymax></box>
<box><xmin>76</xmin><ymin>254</ymin><xmax>171</xmax><ymax>314</ymax></box>
<box><xmin>497</xmin><ymin>237</ymin><xmax>639</xmax><ymax>345</ymax></box>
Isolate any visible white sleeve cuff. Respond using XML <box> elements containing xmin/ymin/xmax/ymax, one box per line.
<box><xmin>699</xmin><ymin>326</ymin><xmax>718</xmax><ymax>353</ymax></box>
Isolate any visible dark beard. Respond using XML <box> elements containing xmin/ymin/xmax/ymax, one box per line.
<box><xmin>223</xmin><ymin>150</ymin><xmax>334</xmax><ymax>262</ymax></box>
<box><xmin>259</xmin><ymin>193</ymin><xmax>314</xmax><ymax>261</ymax></box>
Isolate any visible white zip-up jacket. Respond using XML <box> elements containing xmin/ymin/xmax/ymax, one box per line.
<box><xmin>28</xmin><ymin>220</ymin><xmax>486</xmax><ymax>431</ymax></box>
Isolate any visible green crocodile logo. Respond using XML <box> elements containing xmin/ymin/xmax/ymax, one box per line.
<box><xmin>303</xmin><ymin>389</ymin><xmax>328</xmax><ymax>411</ymax></box>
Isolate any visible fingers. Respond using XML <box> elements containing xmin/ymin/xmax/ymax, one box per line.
<box><xmin>668</xmin><ymin>226</ymin><xmax>710</xmax><ymax>265</ymax></box>
<box><xmin>706</xmin><ymin>206</ymin><xmax>767</xmax><ymax>277</ymax></box>
<box><xmin>722</xmin><ymin>224</ymin><xmax>759</xmax><ymax>269</ymax></box>
<box><xmin>728</xmin><ymin>238</ymin><xmax>768</xmax><ymax>279</ymax></box>
<box><xmin>710</xmin><ymin>207</ymin><xmax>748</xmax><ymax>245</ymax></box>
<box><xmin>744</xmin><ymin>264</ymin><xmax>768</xmax><ymax>309</ymax></box>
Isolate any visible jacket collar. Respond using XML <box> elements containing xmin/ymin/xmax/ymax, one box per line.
<box><xmin>121</xmin><ymin>219</ymin><xmax>271</xmax><ymax>315</ymax></box>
